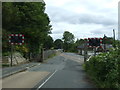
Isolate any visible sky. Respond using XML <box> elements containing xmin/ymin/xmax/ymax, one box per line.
<box><xmin>44</xmin><ymin>0</ymin><xmax>119</xmax><ymax>41</ymax></box>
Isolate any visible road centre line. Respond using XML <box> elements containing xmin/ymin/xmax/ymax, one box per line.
<box><xmin>36</xmin><ymin>69</ymin><xmax>57</xmax><ymax>89</ymax></box>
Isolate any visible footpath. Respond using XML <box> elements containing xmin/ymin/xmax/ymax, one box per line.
<box><xmin>0</xmin><ymin>62</ymin><xmax>40</xmax><ymax>78</ymax></box>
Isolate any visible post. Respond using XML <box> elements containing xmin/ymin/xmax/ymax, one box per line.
<box><xmin>104</xmin><ymin>34</ymin><xmax>106</xmax><ymax>52</ymax></box>
<box><xmin>93</xmin><ymin>47</ymin><xmax>96</xmax><ymax>56</ymax></box>
<box><xmin>84</xmin><ymin>40</ymin><xmax>88</xmax><ymax>62</ymax></box>
<box><xmin>11</xmin><ymin>44</ymin><xmax>13</xmax><ymax>67</ymax></box>
<box><xmin>40</xmin><ymin>44</ymin><xmax>44</xmax><ymax>62</ymax></box>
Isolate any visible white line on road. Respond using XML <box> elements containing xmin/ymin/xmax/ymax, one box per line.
<box><xmin>36</xmin><ymin>69</ymin><xmax>57</xmax><ymax>89</ymax></box>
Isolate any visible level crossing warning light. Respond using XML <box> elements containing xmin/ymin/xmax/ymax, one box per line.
<box><xmin>87</xmin><ymin>38</ymin><xmax>103</xmax><ymax>47</ymax></box>
<box><xmin>9</xmin><ymin>34</ymin><xmax>24</xmax><ymax>45</ymax></box>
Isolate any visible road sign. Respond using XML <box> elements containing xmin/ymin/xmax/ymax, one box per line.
<box><xmin>9</xmin><ymin>34</ymin><xmax>24</xmax><ymax>45</ymax></box>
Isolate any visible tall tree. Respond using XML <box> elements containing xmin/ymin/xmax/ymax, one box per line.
<box><xmin>43</xmin><ymin>35</ymin><xmax>54</xmax><ymax>50</ymax></box>
<box><xmin>75</xmin><ymin>39</ymin><xmax>85</xmax><ymax>46</ymax></box>
<box><xmin>54</xmin><ymin>39</ymin><xmax>63</xmax><ymax>49</ymax></box>
<box><xmin>2</xmin><ymin>2</ymin><xmax>52</xmax><ymax>56</ymax></box>
<box><xmin>103</xmin><ymin>36</ymin><xmax>114</xmax><ymax>44</ymax></box>
<box><xmin>62</xmin><ymin>31</ymin><xmax>74</xmax><ymax>44</ymax></box>
<box><xmin>62</xmin><ymin>31</ymin><xmax>75</xmax><ymax>52</ymax></box>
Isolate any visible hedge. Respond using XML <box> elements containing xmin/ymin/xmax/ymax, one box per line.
<box><xmin>84</xmin><ymin>47</ymin><xmax>120</xmax><ymax>88</ymax></box>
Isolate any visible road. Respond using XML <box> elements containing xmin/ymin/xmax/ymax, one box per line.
<box><xmin>2</xmin><ymin>53</ymin><xmax>95</xmax><ymax>89</ymax></box>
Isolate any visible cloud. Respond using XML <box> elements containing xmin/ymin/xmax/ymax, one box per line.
<box><xmin>50</xmin><ymin>22</ymin><xmax>118</xmax><ymax>40</ymax></box>
<box><xmin>90</xmin><ymin>25</ymin><xmax>118</xmax><ymax>37</ymax></box>
<box><xmin>47</xmin><ymin>6</ymin><xmax>117</xmax><ymax>26</ymax></box>
<box><xmin>45</xmin><ymin>0</ymin><xmax>119</xmax><ymax>40</ymax></box>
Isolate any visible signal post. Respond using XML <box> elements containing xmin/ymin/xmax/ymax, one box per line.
<box><xmin>9</xmin><ymin>34</ymin><xmax>24</xmax><ymax>66</ymax></box>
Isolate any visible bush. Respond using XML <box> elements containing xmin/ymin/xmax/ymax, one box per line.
<box><xmin>85</xmin><ymin>47</ymin><xmax>119</xmax><ymax>88</ymax></box>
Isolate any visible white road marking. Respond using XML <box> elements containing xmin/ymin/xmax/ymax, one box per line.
<box><xmin>36</xmin><ymin>69</ymin><xmax>57</xmax><ymax>89</ymax></box>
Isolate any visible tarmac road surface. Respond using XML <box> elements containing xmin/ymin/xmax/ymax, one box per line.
<box><xmin>2</xmin><ymin>53</ymin><xmax>95</xmax><ymax>89</ymax></box>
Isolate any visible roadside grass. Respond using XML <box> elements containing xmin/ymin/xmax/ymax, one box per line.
<box><xmin>48</xmin><ymin>53</ymin><xmax>57</xmax><ymax>59</ymax></box>
<box><xmin>1</xmin><ymin>64</ymin><xmax>10</xmax><ymax>68</ymax></box>
<box><xmin>43</xmin><ymin>53</ymin><xmax>57</xmax><ymax>63</ymax></box>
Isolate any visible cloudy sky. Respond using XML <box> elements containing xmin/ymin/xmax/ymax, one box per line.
<box><xmin>44</xmin><ymin>0</ymin><xmax>119</xmax><ymax>40</ymax></box>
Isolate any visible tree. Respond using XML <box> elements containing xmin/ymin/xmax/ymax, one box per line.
<box><xmin>103</xmin><ymin>36</ymin><xmax>114</xmax><ymax>44</ymax></box>
<box><xmin>54</xmin><ymin>39</ymin><xmax>63</xmax><ymax>49</ymax></box>
<box><xmin>2</xmin><ymin>2</ymin><xmax>52</xmax><ymax>57</ymax></box>
<box><xmin>62</xmin><ymin>31</ymin><xmax>75</xmax><ymax>52</ymax></box>
<box><xmin>43</xmin><ymin>35</ymin><xmax>54</xmax><ymax>50</ymax></box>
<box><xmin>62</xmin><ymin>31</ymin><xmax>74</xmax><ymax>44</ymax></box>
<box><xmin>75</xmin><ymin>39</ymin><xmax>85</xmax><ymax>46</ymax></box>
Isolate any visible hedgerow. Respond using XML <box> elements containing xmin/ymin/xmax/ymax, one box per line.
<box><xmin>84</xmin><ymin>46</ymin><xmax>120</xmax><ymax>88</ymax></box>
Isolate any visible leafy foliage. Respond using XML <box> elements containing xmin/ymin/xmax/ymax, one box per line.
<box><xmin>62</xmin><ymin>31</ymin><xmax>74</xmax><ymax>44</ymax></box>
<box><xmin>43</xmin><ymin>35</ymin><xmax>54</xmax><ymax>50</ymax></box>
<box><xmin>54</xmin><ymin>39</ymin><xmax>63</xmax><ymax>49</ymax></box>
<box><xmin>75</xmin><ymin>39</ymin><xmax>85</xmax><ymax>46</ymax></box>
<box><xmin>62</xmin><ymin>31</ymin><xmax>75</xmax><ymax>52</ymax></box>
<box><xmin>84</xmin><ymin>45</ymin><xmax>120</xmax><ymax>88</ymax></box>
<box><xmin>2</xmin><ymin>2</ymin><xmax>52</xmax><ymax>57</ymax></box>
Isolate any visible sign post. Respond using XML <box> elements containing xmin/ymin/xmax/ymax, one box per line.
<box><xmin>84</xmin><ymin>39</ymin><xmax>88</xmax><ymax>62</ymax></box>
<box><xmin>10</xmin><ymin>44</ymin><xmax>13</xmax><ymax>67</ymax></box>
<box><xmin>9</xmin><ymin>34</ymin><xmax>24</xmax><ymax>66</ymax></box>
<box><xmin>87</xmin><ymin>38</ymin><xmax>103</xmax><ymax>56</ymax></box>
<box><xmin>93</xmin><ymin>47</ymin><xmax>96</xmax><ymax>56</ymax></box>
<box><xmin>104</xmin><ymin>34</ymin><xmax>107</xmax><ymax>52</ymax></box>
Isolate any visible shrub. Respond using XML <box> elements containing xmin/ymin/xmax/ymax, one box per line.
<box><xmin>85</xmin><ymin>47</ymin><xmax>119</xmax><ymax>88</ymax></box>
